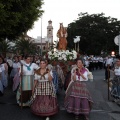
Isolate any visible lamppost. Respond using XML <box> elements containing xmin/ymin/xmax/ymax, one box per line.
<box><xmin>119</xmin><ymin>34</ymin><xmax>120</xmax><ymax>55</ymax></box>
<box><xmin>76</xmin><ymin>36</ymin><xmax>81</xmax><ymax>52</ymax></box>
<box><xmin>74</xmin><ymin>36</ymin><xmax>80</xmax><ymax>51</ymax></box>
<box><xmin>74</xmin><ymin>38</ymin><xmax>77</xmax><ymax>51</ymax></box>
<box><xmin>40</xmin><ymin>16</ymin><xmax>43</xmax><ymax>56</ymax></box>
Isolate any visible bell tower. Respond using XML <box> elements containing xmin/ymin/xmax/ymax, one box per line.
<box><xmin>47</xmin><ymin>20</ymin><xmax>53</xmax><ymax>44</ymax></box>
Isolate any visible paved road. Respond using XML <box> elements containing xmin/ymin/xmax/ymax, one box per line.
<box><xmin>0</xmin><ymin>69</ymin><xmax>120</xmax><ymax>120</ymax></box>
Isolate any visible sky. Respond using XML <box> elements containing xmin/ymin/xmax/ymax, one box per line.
<box><xmin>27</xmin><ymin>0</ymin><xmax>120</xmax><ymax>40</ymax></box>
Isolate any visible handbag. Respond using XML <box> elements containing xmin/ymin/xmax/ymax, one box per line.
<box><xmin>85</xmin><ymin>68</ymin><xmax>93</xmax><ymax>81</ymax></box>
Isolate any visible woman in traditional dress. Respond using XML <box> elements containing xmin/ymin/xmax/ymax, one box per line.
<box><xmin>110</xmin><ymin>58</ymin><xmax>120</xmax><ymax>104</ymax></box>
<box><xmin>10</xmin><ymin>56</ymin><xmax>20</xmax><ymax>78</ymax></box>
<box><xmin>10</xmin><ymin>56</ymin><xmax>21</xmax><ymax>91</ymax></box>
<box><xmin>64</xmin><ymin>64</ymin><xmax>77</xmax><ymax>91</ymax></box>
<box><xmin>64</xmin><ymin>58</ymin><xmax>93</xmax><ymax>120</ymax></box>
<box><xmin>30</xmin><ymin>59</ymin><xmax>58</xmax><ymax>120</ymax></box>
<box><xmin>0</xmin><ymin>56</ymin><xmax>8</xmax><ymax>88</ymax></box>
<box><xmin>0</xmin><ymin>67</ymin><xmax>4</xmax><ymax>96</ymax></box>
<box><xmin>45</xmin><ymin>59</ymin><xmax>59</xmax><ymax>93</ymax></box>
<box><xmin>16</xmin><ymin>55</ymin><xmax>39</xmax><ymax>106</ymax></box>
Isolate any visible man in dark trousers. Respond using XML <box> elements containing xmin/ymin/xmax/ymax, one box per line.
<box><xmin>104</xmin><ymin>56</ymin><xmax>112</xmax><ymax>81</ymax></box>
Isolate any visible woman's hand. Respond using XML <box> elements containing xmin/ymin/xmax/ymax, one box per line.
<box><xmin>20</xmin><ymin>72</ymin><xmax>23</xmax><ymax>76</ymax></box>
<box><xmin>0</xmin><ymin>73</ymin><xmax>1</xmax><ymax>80</ymax></box>
<box><xmin>79</xmin><ymin>69</ymin><xmax>86</xmax><ymax>80</ymax></box>
<box><xmin>73</xmin><ymin>70</ymin><xmax>76</xmax><ymax>81</ymax></box>
<box><xmin>48</xmin><ymin>71</ymin><xmax>52</xmax><ymax>81</ymax></box>
<box><xmin>32</xmin><ymin>88</ymin><xmax>35</xmax><ymax>95</ymax></box>
<box><xmin>32</xmin><ymin>80</ymin><xmax>37</xmax><ymax>94</ymax></box>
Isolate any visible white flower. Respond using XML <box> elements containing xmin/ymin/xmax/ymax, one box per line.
<box><xmin>65</xmin><ymin>50</ymin><xmax>69</xmax><ymax>54</ymax></box>
<box><xmin>48</xmin><ymin>56</ymin><xmax>51</xmax><ymax>59</ymax></box>
<box><xmin>58</xmin><ymin>57</ymin><xmax>62</xmax><ymax>60</ymax></box>
<box><xmin>72</xmin><ymin>50</ymin><xmax>77</xmax><ymax>54</ymax></box>
<box><xmin>64</xmin><ymin>58</ymin><xmax>67</xmax><ymax>61</ymax></box>
<box><xmin>55</xmin><ymin>49</ymin><xmax>58</xmax><ymax>52</ymax></box>
<box><xmin>58</xmin><ymin>52</ymin><xmax>61</xmax><ymax>56</ymax></box>
<box><xmin>47</xmin><ymin>49</ymin><xmax>77</xmax><ymax>61</ymax></box>
<box><xmin>69</xmin><ymin>56</ymin><xmax>72</xmax><ymax>60</ymax></box>
<box><xmin>54</xmin><ymin>53</ymin><xmax>58</xmax><ymax>58</ymax></box>
<box><xmin>61</xmin><ymin>53</ymin><xmax>66</xmax><ymax>58</ymax></box>
<box><xmin>73</xmin><ymin>54</ymin><xmax>77</xmax><ymax>59</ymax></box>
<box><xmin>48</xmin><ymin>51</ymin><xmax>52</xmax><ymax>55</ymax></box>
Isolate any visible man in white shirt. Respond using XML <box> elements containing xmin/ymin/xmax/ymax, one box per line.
<box><xmin>84</xmin><ymin>58</ymin><xmax>90</xmax><ymax>69</ymax></box>
<box><xmin>7</xmin><ymin>57</ymin><xmax>13</xmax><ymax>67</ymax></box>
<box><xmin>98</xmin><ymin>56</ymin><xmax>103</xmax><ymax>69</ymax></box>
<box><xmin>104</xmin><ymin>56</ymin><xmax>112</xmax><ymax>81</ymax></box>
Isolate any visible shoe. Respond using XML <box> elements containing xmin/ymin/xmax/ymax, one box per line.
<box><xmin>113</xmin><ymin>99</ymin><xmax>119</xmax><ymax>103</ymax></box>
<box><xmin>46</xmin><ymin>117</ymin><xmax>50</xmax><ymax>120</ymax></box>
<box><xmin>84</xmin><ymin>116</ymin><xmax>89</xmax><ymax>120</ymax></box>
<box><xmin>103</xmin><ymin>79</ymin><xmax>108</xmax><ymax>81</ymax></box>
<box><xmin>0</xmin><ymin>92</ymin><xmax>3</xmax><ymax>96</ymax></box>
<box><xmin>117</xmin><ymin>101</ymin><xmax>120</xmax><ymax>105</ymax></box>
<box><xmin>109</xmin><ymin>87</ymin><xmax>111</xmax><ymax>92</ymax></box>
<box><xmin>115</xmin><ymin>99</ymin><xmax>120</xmax><ymax>103</ymax></box>
<box><xmin>75</xmin><ymin>115</ymin><xmax>79</xmax><ymax>119</ymax></box>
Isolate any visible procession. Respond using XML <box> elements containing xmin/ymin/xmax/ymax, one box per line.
<box><xmin>1</xmin><ymin>22</ymin><xmax>120</xmax><ymax>120</ymax></box>
<box><xmin>0</xmin><ymin>22</ymin><xmax>93</xmax><ymax>120</ymax></box>
<box><xmin>0</xmin><ymin>0</ymin><xmax>120</xmax><ymax>120</ymax></box>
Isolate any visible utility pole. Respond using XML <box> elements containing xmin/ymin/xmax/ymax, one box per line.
<box><xmin>41</xmin><ymin>16</ymin><xmax>42</xmax><ymax>56</ymax></box>
<box><xmin>119</xmin><ymin>35</ymin><xmax>120</xmax><ymax>55</ymax></box>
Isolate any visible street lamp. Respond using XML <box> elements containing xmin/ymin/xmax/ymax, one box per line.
<box><xmin>74</xmin><ymin>38</ymin><xmax>77</xmax><ymax>51</ymax></box>
<box><xmin>40</xmin><ymin>16</ymin><xmax>43</xmax><ymax>56</ymax></box>
<box><xmin>74</xmin><ymin>36</ymin><xmax>81</xmax><ymax>51</ymax></box>
<box><xmin>76</xmin><ymin>36</ymin><xmax>81</xmax><ymax>52</ymax></box>
<box><xmin>111</xmin><ymin>51</ymin><xmax>115</xmax><ymax>57</ymax></box>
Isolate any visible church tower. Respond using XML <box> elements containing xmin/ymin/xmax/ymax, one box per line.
<box><xmin>47</xmin><ymin>20</ymin><xmax>53</xmax><ymax>44</ymax></box>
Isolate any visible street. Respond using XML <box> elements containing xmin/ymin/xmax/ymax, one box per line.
<box><xmin>0</xmin><ymin>69</ymin><xmax>120</xmax><ymax>120</ymax></box>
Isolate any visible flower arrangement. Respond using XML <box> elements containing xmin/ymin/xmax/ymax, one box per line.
<box><xmin>48</xmin><ymin>50</ymin><xmax>77</xmax><ymax>61</ymax></box>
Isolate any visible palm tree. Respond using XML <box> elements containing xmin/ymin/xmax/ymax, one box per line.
<box><xmin>0</xmin><ymin>40</ymin><xmax>11</xmax><ymax>57</ymax></box>
<box><xmin>15</xmin><ymin>38</ymin><xmax>36</xmax><ymax>55</ymax></box>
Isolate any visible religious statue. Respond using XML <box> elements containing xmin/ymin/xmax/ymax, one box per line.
<box><xmin>57</xmin><ymin>23</ymin><xmax>67</xmax><ymax>50</ymax></box>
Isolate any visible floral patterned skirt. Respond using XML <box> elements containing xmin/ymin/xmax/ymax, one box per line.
<box><xmin>31</xmin><ymin>95</ymin><xmax>58</xmax><ymax>116</ymax></box>
<box><xmin>1</xmin><ymin>71</ymin><xmax>8</xmax><ymax>88</ymax></box>
<box><xmin>64</xmin><ymin>81</ymin><xmax>93</xmax><ymax>115</ymax></box>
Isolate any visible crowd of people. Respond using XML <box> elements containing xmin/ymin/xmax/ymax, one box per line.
<box><xmin>0</xmin><ymin>54</ymin><xmax>120</xmax><ymax>120</ymax></box>
<box><xmin>83</xmin><ymin>55</ymin><xmax>110</xmax><ymax>71</ymax></box>
<box><xmin>84</xmin><ymin>54</ymin><xmax>120</xmax><ymax>105</ymax></box>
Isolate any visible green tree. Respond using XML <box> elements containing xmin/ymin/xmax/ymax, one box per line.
<box><xmin>0</xmin><ymin>40</ymin><xmax>11</xmax><ymax>57</ymax></box>
<box><xmin>67</xmin><ymin>12</ymin><xmax>120</xmax><ymax>55</ymax></box>
<box><xmin>0</xmin><ymin>0</ymin><xmax>44</xmax><ymax>40</ymax></box>
<box><xmin>15</xmin><ymin>38</ymin><xmax>36</xmax><ymax>55</ymax></box>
